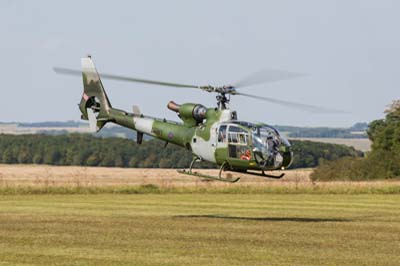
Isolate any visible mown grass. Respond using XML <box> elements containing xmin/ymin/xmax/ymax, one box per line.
<box><xmin>0</xmin><ymin>193</ymin><xmax>399</xmax><ymax>266</ymax></box>
<box><xmin>1</xmin><ymin>182</ymin><xmax>400</xmax><ymax>195</ymax></box>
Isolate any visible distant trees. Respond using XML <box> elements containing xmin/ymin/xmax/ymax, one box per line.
<box><xmin>0</xmin><ymin>133</ymin><xmax>360</xmax><ymax>169</ymax></box>
<box><xmin>275</xmin><ymin>123</ymin><xmax>368</xmax><ymax>138</ymax></box>
<box><xmin>312</xmin><ymin>100</ymin><xmax>400</xmax><ymax>181</ymax></box>
<box><xmin>0</xmin><ymin>134</ymin><xmax>195</xmax><ymax>168</ymax></box>
<box><xmin>350</xmin><ymin>122</ymin><xmax>369</xmax><ymax>132</ymax></box>
<box><xmin>290</xmin><ymin>140</ymin><xmax>361</xmax><ymax>168</ymax></box>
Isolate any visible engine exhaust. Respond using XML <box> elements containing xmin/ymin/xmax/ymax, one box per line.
<box><xmin>167</xmin><ymin>101</ymin><xmax>180</xmax><ymax>112</ymax></box>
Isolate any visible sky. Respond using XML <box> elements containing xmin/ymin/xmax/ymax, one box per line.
<box><xmin>0</xmin><ymin>0</ymin><xmax>399</xmax><ymax>127</ymax></box>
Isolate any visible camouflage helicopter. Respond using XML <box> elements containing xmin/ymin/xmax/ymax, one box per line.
<box><xmin>55</xmin><ymin>57</ymin><xmax>342</xmax><ymax>183</ymax></box>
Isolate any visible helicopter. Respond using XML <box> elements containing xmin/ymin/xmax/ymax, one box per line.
<box><xmin>55</xmin><ymin>56</ymin><xmax>344</xmax><ymax>183</ymax></box>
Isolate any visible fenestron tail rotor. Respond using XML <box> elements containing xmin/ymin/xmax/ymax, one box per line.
<box><xmin>54</xmin><ymin>63</ymin><xmax>347</xmax><ymax>113</ymax></box>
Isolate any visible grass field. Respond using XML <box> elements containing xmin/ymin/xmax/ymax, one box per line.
<box><xmin>0</xmin><ymin>165</ymin><xmax>399</xmax><ymax>265</ymax></box>
<box><xmin>0</xmin><ymin>194</ymin><xmax>399</xmax><ymax>266</ymax></box>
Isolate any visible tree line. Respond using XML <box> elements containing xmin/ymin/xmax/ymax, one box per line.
<box><xmin>276</xmin><ymin>123</ymin><xmax>368</xmax><ymax>138</ymax></box>
<box><xmin>0</xmin><ymin>133</ymin><xmax>361</xmax><ymax>169</ymax></box>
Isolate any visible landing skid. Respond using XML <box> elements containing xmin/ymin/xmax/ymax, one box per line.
<box><xmin>177</xmin><ymin>158</ymin><xmax>240</xmax><ymax>183</ymax></box>
<box><xmin>177</xmin><ymin>169</ymin><xmax>240</xmax><ymax>183</ymax></box>
<box><xmin>177</xmin><ymin>157</ymin><xmax>285</xmax><ymax>183</ymax></box>
<box><xmin>245</xmin><ymin>170</ymin><xmax>285</xmax><ymax>179</ymax></box>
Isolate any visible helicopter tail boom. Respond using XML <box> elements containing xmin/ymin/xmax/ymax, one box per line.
<box><xmin>76</xmin><ymin>57</ymin><xmax>192</xmax><ymax>148</ymax></box>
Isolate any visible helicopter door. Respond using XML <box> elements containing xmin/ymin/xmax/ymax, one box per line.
<box><xmin>226</xmin><ymin>125</ymin><xmax>250</xmax><ymax>161</ymax></box>
<box><xmin>215</xmin><ymin>125</ymin><xmax>228</xmax><ymax>164</ymax></box>
<box><xmin>217</xmin><ymin>125</ymin><xmax>227</xmax><ymax>144</ymax></box>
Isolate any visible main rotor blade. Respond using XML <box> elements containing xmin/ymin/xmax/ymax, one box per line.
<box><xmin>53</xmin><ymin>67</ymin><xmax>199</xmax><ymax>89</ymax></box>
<box><xmin>234</xmin><ymin>69</ymin><xmax>306</xmax><ymax>88</ymax></box>
<box><xmin>235</xmin><ymin>92</ymin><xmax>348</xmax><ymax>114</ymax></box>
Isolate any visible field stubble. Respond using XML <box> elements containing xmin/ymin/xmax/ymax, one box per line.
<box><xmin>0</xmin><ymin>164</ymin><xmax>399</xmax><ymax>194</ymax></box>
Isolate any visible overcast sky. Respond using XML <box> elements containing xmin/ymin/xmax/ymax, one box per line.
<box><xmin>1</xmin><ymin>0</ymin><xmax>399</xmax><ymax>127</ymax></box>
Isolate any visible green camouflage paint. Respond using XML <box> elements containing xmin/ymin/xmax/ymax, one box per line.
<box><xmin>76</xmin><ymin>57</ymin><xmax>293</xmax><ymax>176</ymax></box>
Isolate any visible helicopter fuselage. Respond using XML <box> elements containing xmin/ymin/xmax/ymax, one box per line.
<box><xmin>77</xmin><ymin>56</ymin><xmax>292</xmax><ymax>178</ymax></box>
<box><xmin>98</xmin><ymin>102</ymin><xmax>293</xmax><ymax>172</ymax></box>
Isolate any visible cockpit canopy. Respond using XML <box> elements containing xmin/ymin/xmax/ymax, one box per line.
<box><xmin>218</xmin><ymin>121</ymin><xmax>292</xmax><ymax>170</ymax></box>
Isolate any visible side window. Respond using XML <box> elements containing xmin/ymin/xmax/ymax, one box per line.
<box><xmin>218</xmin><ymin>125</ymin><xmax>227</xmax><ymax>142</ymax></box>
<box><xmin>228</xmin><ymin>128</ymin><xmax>238</xmax><ymax>143</ymax></box>
<box><xmin>228</xmin><ymin>126</ymin><xmax>248</xmax><ymax>145</ymax></box>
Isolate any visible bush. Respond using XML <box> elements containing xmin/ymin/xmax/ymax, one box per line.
<box><xmin>311</xmin><ymin>100</ymin><xmax>400</xmax><ymax>181</ymax></box>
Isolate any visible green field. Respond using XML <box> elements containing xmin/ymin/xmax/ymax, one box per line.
<box><xmin>0</xmin><ymin>193</ymin><xmax>399</xmax><ymax>266</ymax></box>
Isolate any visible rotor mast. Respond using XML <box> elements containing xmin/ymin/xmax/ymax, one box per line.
<box><xmin>216</xmin><ymin>93</ymin><xmax>229</xmax><ymax>110</ymax></box>
<box><xmin>199</xmin><ymin>85</ymin><xmax>236</xmax><ymax>110</ymax></box>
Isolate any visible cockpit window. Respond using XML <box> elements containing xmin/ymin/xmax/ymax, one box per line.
<box><xmin>252</xmin><ymin>125</ymin><xmax>282</xmax><ymax>156</ymax></box>
<box><xmin>252</xmin><ymin>125</ymin><xmax>279</xmax><ymax>136</ymax></box>
<box><xmin>233</xmin><ymin>122</ymin><xmax>281</xmax><ymax>136</ymax></box>
<box><xmin>231</xmin><ymin>121</ymin><xmax>256</xmax><ymax>128</ymax></box>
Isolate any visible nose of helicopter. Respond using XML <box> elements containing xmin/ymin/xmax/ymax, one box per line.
<box><xmin>279</xmin><ymin>141</ymin><xmax>293</xmax><ymax>169</ymax></box>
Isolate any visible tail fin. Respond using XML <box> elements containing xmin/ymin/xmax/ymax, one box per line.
<box><xmin>79</xmin><ymin>57</ymin><xmax>112</xmax><ymax>132</ymax></box>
